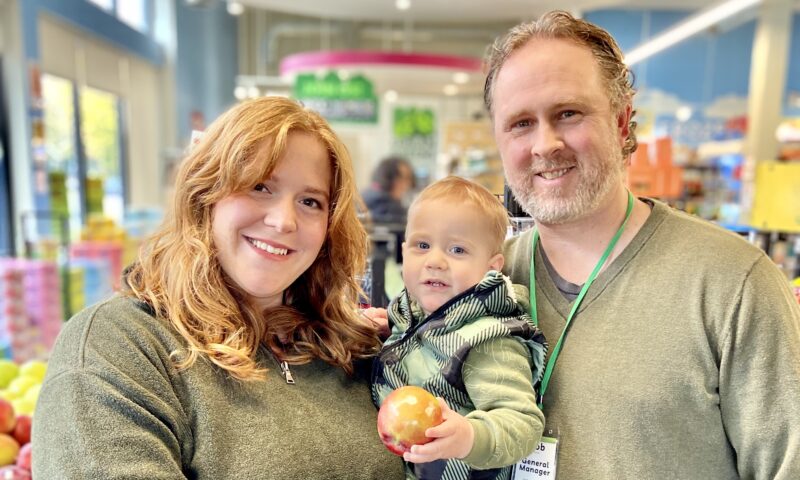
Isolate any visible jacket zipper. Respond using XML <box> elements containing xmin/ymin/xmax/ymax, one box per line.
<box><xmin>268</xmin><ymin>349</ymin><xmax>295</xmax><ymax>384</ymax></box>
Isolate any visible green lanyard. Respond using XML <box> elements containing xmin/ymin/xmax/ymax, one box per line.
<box><xmin>530</xmin><ymin>191</ymin><xmax>634</xmax><ymax>409</ymax></box>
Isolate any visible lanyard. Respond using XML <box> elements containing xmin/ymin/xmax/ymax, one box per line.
<box><xmin>530</xmin><ymin>191</ymin><xmax>634</xmax><ymax>409</ymax></box>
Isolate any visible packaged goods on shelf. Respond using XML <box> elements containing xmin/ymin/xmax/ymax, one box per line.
<box><xmin>0</xmin><ymin>258</ymin><xmax>63</xmax><ymax>362</ymax></box>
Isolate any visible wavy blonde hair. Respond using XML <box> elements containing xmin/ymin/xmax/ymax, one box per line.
<box><xmin>125</xmin><ymin>96</ymin><xmax>376</xmax><ymax>381</ymax></box>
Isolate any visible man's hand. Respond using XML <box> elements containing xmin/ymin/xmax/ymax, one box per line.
<box><xmin>402</xmin><ymin>398</ymin><xmax>474</xmax><ymax>464</ymax></box>
<box><xmin>359</xmin><ymin>307</ymin><xmax>390</xmax><ymax>338</ymax></box>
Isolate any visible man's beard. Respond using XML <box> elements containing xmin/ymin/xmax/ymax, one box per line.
<box><xmin>509</xmin><ymin>149</ymin><xmax>625</xmax><ymax>225</ymax></box>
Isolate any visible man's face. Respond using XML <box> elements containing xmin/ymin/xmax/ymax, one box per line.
<box><xmin>491</xmin><ymin>37</ymin><xmax>631</xmax><ymax>225</ymax></box>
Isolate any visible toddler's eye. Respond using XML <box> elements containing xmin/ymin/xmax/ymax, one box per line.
<box><xmin>450</xmin><ymin>246</ymin><xmax>466</xmax><ymax>255</ymax></box>
<box><xmin>417</xmin><ymin>242</ymin><xmax>430</xmax><ymax>250</ymax></box>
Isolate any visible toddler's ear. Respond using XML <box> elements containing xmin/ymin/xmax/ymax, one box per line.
<box><xmin>489</xmin><ymin>253</ymin><xmax>504</xmax><ymax>272</ymax></box>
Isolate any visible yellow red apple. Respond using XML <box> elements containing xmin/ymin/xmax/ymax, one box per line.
<box><xmin>0</xmin><ymin>433</ymin><xmax>19</xmax><ymax>466</ymax></box>
<box><xmin>377</xmin><ymin>385</ymin><xmax>443</xmax><ymax>456</ymax></box>
<box><xmin>0</xmin><ymin>362</ymin><xmax>19</xmax><ymax>390</ymax></box>
<box><xmin>0</xmin><ymin>400</ymin><xmax>15</xmax><ymax>434</ymax></box>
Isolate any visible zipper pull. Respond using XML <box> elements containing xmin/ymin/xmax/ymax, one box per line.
<box><xmin>279</xmin><ymin>361</ymin><xmax>295</xmax><ymax>384</ymax></box>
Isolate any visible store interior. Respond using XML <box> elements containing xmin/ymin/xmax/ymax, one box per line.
<box><xmin>0</xmin><ymin>0</ymin><xmax>799</xmax><ymax>467</ymax></box>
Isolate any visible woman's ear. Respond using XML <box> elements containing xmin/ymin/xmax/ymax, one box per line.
<box><xmin>489</xmin><ymin>253</ymin><xmax>504</xmax><ymax>272</ymax></box>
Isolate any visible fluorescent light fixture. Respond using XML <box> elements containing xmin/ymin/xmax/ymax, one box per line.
<box><xmin>396</xmin><ymin>0</ymin><xmax>411</xmax><ymax>11</ymax></box>
<box><xmin>625</xmin><ymin>0</ymin><xmax>761</xmax><ymax>66</ymax></box>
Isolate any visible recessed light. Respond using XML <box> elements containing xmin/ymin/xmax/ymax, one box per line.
<box><xmin>234</xmin><ymin>86</ymin><xmax>247</xmax><ymax>100</ymax></box>
<box><xmin>396</xmin><ymin>0</ymin><xmax>411</xmax><ymax>11</ymax></box>
<box><xmin>247</xmin><ymin>86</ymin><xmax>260</xmax><ymax>98</ymax></box>
<box><xmin>227</xmin><ymin>1</ymin><xmax>244</xmax><ymax>16</ymax></box>
<box><xmin>443</xmin><ymin>84</ymin><xmax>458</xmax><ymax>96</ymax></box>
<box><xmin>453</xmin><ymin>72</ymin><xmax>470</xmax><ymax>84</ymax></box>
<box><xmin>384</xmin><ymin>90</ymin><xmax>399</xmax><ymax>103</ymax></box>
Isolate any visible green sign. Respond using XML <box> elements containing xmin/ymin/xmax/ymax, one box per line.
<box><xmin>393</xmin><ymin>107</ymin><xmax>435</xmax><ymax>138</ymax></box>
<box><xmin>293</xmin><ymin>72</ymin><xmax>378</xmax><ymax>123</ymax></box>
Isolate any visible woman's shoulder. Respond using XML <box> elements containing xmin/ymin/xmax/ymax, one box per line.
<box><xmin>48</xmin><ymin>295</ymin><xmax>185</xmax><ymax>379</ymax></box>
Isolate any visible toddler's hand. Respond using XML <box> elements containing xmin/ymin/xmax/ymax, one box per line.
<box><xmin>402</xmin><ymin>398</ymin><xmax>474</xmax><ymax>464</ymax></box>
<box><xmin>359</xmin><ymin>307</ymin><xmax>390</xmax><ymax>338</ymax></box>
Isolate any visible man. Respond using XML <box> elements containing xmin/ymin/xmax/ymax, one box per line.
<box><xmin>486</xmin><ymin>10</ymin><xmax>800</xmax><ymax>479</ymax></box>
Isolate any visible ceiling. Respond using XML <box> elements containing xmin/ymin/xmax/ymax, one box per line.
<box><xmin>236</xmin><ymin>0</ymin><xmax>714</xmax><ymax>23</ymax></box>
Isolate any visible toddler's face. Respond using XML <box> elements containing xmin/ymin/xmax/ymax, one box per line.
<box><xmin>402</xmin><ymin>198</ymin><xmax>503</xmax><ymax>316</ymax></box>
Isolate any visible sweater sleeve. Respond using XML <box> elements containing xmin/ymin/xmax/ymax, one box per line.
<box><xmin>718</xmin><ymin>256</ymin><xmax>800</xmax><ymax>479</ymax></box>
<box><xmin>459</xmin><ymin>337</ymin><xmax>545</xmax><ymax>469</ymax></box>
<box><xmin>32</xmin><ymin>301</ymin><xmax>191</xmax><ymax>479</ymax></box>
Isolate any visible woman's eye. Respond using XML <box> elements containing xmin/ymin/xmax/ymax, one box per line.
<box><xmin>301</xmin><ymin>198</ymin><xmax>323</xmax><ymax>209</ymax></box>
<box><xmin>254</xmin><ymin>183</ymin><xmax>271</xmax><ymax>193</ymax></box>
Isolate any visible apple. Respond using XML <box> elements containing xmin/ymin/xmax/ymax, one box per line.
<box><xmin>11</xmin><ymin>417</ymin><xmax>30</xmax><ymax>447</ymax></box>
<box><xmin>0</xmin><ymin>362</ymin><xmax>18</xmax><ymax>390</ymax></box>
<box><xmin>17</xmin><ymin>362</ymin><xmax>45</xmax><ymax>384</ymax></box>
<box><xmin>0</xmin><ymin>434</ymin><xmax>18</xmax><ymax>466</ymax></box>
<box><xmin>377</xmin><ymin>385</ymin><xmax>443</xmax><ymax>456</ymax></box>
<box><xmin>5</xmin><ymin>378</ymin><xmax>36</xmax><ymax>400</ymax></box>
<box><xmin>0</xmin><ymin>465</ymin><xmax>31</xmax><ymax>479</ymax></box>
<box><xmin>15</xmin><ymin>443</ymin><xmax>30</xmax><ymax>472</ymax></box>
<box><xmin>0</xmin><ymin>401</ymin><xmax>14</xmax><ymax>435</ymax></box>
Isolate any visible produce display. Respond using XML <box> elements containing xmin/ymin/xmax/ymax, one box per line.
<box><xmin>377</xmin><ymin>385</ymin><xmax>443</xmax><ymax>456</ymax></box>
<box><xmin>0</xmin><ymin>358</ymin><xmax>46</xmax><ymax>479</ymax></box>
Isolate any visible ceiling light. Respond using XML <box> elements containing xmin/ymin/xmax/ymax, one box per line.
<box><xmin>443</xmin><ymin>84</ymin><xmax>458</xmax><ymax>96</ymax></box>
<box><xmin>395</xmin><ymin>0</ymin><xmax>411</xmax><ymax>11</ymax></box>
<box><xmin>625</xmin><ymin>0</ymin><xmax>761</xmax><ymax>66</ymax></box>
<box><xmin>234</xmin><ymin>86</ymin><xmax>247</xmax><ymax>100</ymax></box>
<box><xmin>247</xmin><ymin>86</ymin><xmax>260</xmax><ymax>98</ymax></box>
<box><xmin>384</xmin><ymin>90</ymin><xmax>399</xmax><ymax>103</ymax></box>
<box><xmin>227</xmin><ymin>1</ymin><xmax>244</xmax><ymax>16</ymax></box>
<box><xmin>676</xmin><ymin>106</ymin><xmax>693</xmax><ymax>122</ymax></box>
<box><xmin>452</xmin><ymin>72</ymin><xmax>470</xmax><ymax>84</ymax></box>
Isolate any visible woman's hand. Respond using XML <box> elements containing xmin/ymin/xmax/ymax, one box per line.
<box><xmin>402</xmin><ymin>398</ymin><xmax>474</xmax><ymax>464</ymax></box>
<box><xmin>358</xmin><ymin>307</ymin><xmax>390</xmax><ymax>338</ymax></box>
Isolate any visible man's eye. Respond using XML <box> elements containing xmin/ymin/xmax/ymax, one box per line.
<box><xmin>560</xmin><ymin>110</ymin><xmax>578</xmax><ymax>119</ymax></box>
<box><xmin>513</xmin><ymin>119</ymin><xmax>531</xmax><ymax>129</ymax></box>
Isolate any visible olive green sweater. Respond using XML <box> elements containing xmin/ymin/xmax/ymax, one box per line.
<box><xmin>503</xmin><ymin>200</ymin><xmax>800</xmax><ymax>479</ymax></box>
<box><xmin>32</xmin><ymin>295</ymin><xmax>405</xmax><ymax>479</ymax></box>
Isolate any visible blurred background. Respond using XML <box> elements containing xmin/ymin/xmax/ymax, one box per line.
<box><xmin>0</xmin><ymin>0</ymin><xmax>799</xmax><ymax>362</ymax></box>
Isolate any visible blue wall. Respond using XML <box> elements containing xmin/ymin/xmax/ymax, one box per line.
<box><xmin>175</xmin><ymin>1</ymin><xmax>238</xmax><ymax>142</ymax></box>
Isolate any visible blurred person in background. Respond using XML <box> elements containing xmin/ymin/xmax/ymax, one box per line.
<box><xmin>486</xmin><ymin>10</ymin><xmax>800</xmax><ymax>480</ymax></box>
<box><xmin>361</xmin><ymin>155</ymin><xmax>416</xmax><ymax>226</ymax></box>
<box><xmin>32</xmin><ymin>97</ymin><xmax>404</xmax><ymax>479</ymax></box>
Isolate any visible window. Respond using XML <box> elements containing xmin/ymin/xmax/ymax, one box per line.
<box><xmin>88</xmin><ymin>0</ymin><xmax>150</xmax><ymax>34</ymax></box>
<box><xmin>41</xmin><ymin>74</ymin><xmax>127</xmax><ymax>241</ymax></box>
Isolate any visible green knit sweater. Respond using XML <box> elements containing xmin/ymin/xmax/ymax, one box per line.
<box><xmin>31</xmin><ymin>295</ymin><xmax>405</xmax><ymax>479</ymax></box>
<box><xmin>503</xmin><ymin>199</ymin><xmax>800</xmax><ymax>479</ymax></box>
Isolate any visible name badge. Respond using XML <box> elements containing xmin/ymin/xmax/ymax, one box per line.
<box><xmin>511</xmin><ymin>436</ymin><xmax>558</xmax><ymax>480</ymax></box>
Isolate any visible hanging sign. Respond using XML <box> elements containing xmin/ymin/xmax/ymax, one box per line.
<box><xmin>292</xmin><ymin>72</ymin><xmax>378</xmax><ymax>123</ymax></box>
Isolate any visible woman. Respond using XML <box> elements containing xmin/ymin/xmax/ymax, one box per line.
<box><xmin>32</xmin><ymin>97</ymin><xmax>405</xmax><ymax>479</ymax></box>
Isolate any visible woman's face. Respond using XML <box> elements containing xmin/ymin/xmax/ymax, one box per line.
<box><xmin>212</xmin><ymin>131</ymin><xmax>332</xmax><ymax>310</ymax></box>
